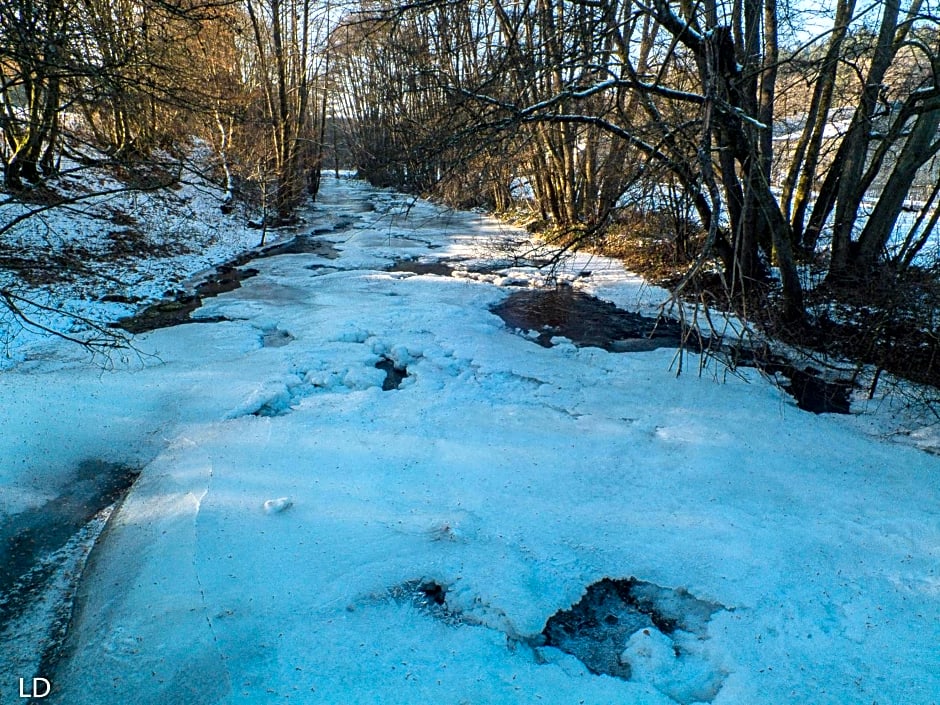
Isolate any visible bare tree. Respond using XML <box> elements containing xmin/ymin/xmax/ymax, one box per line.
<box><xmin>243</xmin><ymin>0</ymin><xmax>330</xmax><ymax>223</ymax></box>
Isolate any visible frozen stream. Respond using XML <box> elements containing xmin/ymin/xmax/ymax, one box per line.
<box><xmin>1</xmin><ymin>176</ymin><xmax>939</xmax><ymax>704</ymax></box>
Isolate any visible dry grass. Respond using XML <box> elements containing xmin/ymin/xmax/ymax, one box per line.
<box><xmin>559</xmin><ymin>206</ymin><xmax>940</xmax><ymax>397</ymax></box>
<box><xmin>581</xmin><ymin>209</ymin><xmax>717</xmax><ymax>292</ymax></box>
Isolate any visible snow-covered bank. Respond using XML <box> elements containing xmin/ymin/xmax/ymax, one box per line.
<box><xmin>0</xmin><ymin>158</ymin><xmax>325</xmax><ymax>368</ymax></box>
<box><xmin>2</xmin><ymin>177</ymin><xmax>939</xmax><ymax>705</ymax></box>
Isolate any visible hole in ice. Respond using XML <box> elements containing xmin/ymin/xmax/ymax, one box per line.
<box><xmin>262</xmin><ymin>328</ymin><xmax>294</xmax><ymax>348</ymax></box>
<box><xmin>388</xmin><ymin>579</ymin><xmax>454</xmax><ymax>621</ymax></box>
<box><xmin>311</xmin><ymin>218</ymin><xmax>354</xmax><ymax>235</ymax></box>
<box><xmin>305</xmin><ymin>264</ymin><xmax>339</xmax><ymax>274</ymax></box>
<box><xmin>255</xmin><ymin>234</ymin><xmax>340</xmax><ymax>259</ymax></box>
<box><xmin>783</xmin><ymin>367</ymin><xmax>851</xmax><ymax>414</ymax></box>
<box><xmin>248</xmin><ymin>386</ymin><xmax>296</xmax><ymax>417</ymax></box>
<box><xmin>731</xmin><ymin>350</ymin><xmax>853</xmax><ymax>414</ymax></box>
<box><xmin>542</xmin><ymin>578</ymin><xmax>727</xmax><ymax>704</ymax></box>
<box><xmin>491</xmin><ymin>287</ymin><xmax>699</xmax><ymax>352</ymax></box>
<box><xmin>251</xmin><ymin>399</ymin><xmax>292</xmax><ymax>417</ymax></box>
<box><xmin>386</xmin><ymin>258</ymin><xmax>458</xmax><ymax>277</ymax></box>
<box><xmin>416</xmin><ymin>581</ymin><xmax>447</xmax><ymax>606</ymax></box>
<box><xmin>375</xmin><ymin>356</ymin><xmax>409</xmax><ymax>391</ymax></box>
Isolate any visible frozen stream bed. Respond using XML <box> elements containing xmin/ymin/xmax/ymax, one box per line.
<box><xmin>1</xmin><ymin>176</ymin><xmax>939</xmax><ymax>704</ymax></box>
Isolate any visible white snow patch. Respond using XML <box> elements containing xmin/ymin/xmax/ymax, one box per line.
<box><xmin>262</xmin><ymin>497</ymin><xmax>293</xmax><ymax>514</ymax></box>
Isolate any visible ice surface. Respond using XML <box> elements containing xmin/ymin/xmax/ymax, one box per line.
<box><xmin>1</xmin><ymin>176</ymin><xmax>939</xmax><ymax>705</ymax></box>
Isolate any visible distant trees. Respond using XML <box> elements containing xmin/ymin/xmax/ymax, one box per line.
<box><xmin>794</xmin><ymin>0</ymin><xmax>940</xmax><ymax>281</ymax></box>
<box><xmin>337</xmin><ymin>0</ymin><xmax>940</xmax><ymax>328</ymax></box>
<box><xmin>331</xmin><ymin>3</ymin><xmax>486</xmax><ymax>195</ymax></box>
<box><xmin>243</xmin><ymin>0</ymin><xmax>331</xmax><ymax>222</ymax></box>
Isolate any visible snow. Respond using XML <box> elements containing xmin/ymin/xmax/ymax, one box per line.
<box><xmin>620</xmin><ymin>627</ymin><xmax>722</xmax><ymax>704</ymax></box>
<box><xmin>2</xmin><ymin>175</ymin><xmax>940</xmax><ymax>705</ymax></box>
<box><xmin>0</xmin><ymin>154</ymin><xmax>299</xmax><ymax>367</ymax></box>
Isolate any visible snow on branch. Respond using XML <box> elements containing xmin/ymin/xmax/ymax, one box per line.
<box><xmin>636</xmin><ymin>0</ymin><xmax>705</xmax><ymax>53</ymax></box>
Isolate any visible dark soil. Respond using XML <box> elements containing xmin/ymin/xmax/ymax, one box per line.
<box><xmin>0</xmin><ymin>243</ymin><xmax>99</xmax><ymax>285</ymax></box>
<box><xmin>798</xmin><ymin>272</ymin><xmax>940</xmax><ymax>393</ymax></box>
<box><xmin>105</xmin><ymin>229</ymin><xmax>186</xmax><ymax>259</ymax></box>
<box><xmin>0</xmin><ymin>225</ymin><xmax>187</xmax><ymax>287</ymax></box>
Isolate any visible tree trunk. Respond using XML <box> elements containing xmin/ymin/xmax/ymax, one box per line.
<box><xmin>785</xmin><ymin>0</ymin><xmax>855</xmax><ymax>250</ymax></box>
<box><xmin>825</xmin><ymin>0</ymin><xmax>901</xmax><ymax>277</ymax></box>
<box><xmin>854</xmin><ymin>104</ymin><xmax>940</xmax><ymax>271</ymax></box>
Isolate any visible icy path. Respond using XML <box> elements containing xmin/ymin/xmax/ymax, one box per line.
<box><xmin>2</xmin><ymin>177</ymin><xmax>939</xmax><ymax>705</ymax></box>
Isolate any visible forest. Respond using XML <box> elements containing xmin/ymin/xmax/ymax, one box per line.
<box><xmin>3</xmin><ymin>2</ymin><xmax>940</xmax><ymax>701</ymax></box>
<box><xmin>2</xmin><ymin>0</ymin><xmax>940</xmax><ymax>388</ymax></box>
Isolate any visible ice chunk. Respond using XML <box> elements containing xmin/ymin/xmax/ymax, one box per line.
<box><xmin>620</xmin><ymin>628</ymin><xmax>723</xmax><ymax>705</ymax></box>
<box><xmin>263</xmin><ymin>497</ymin><xmax>293</xmax><ymax>514</ymax></box>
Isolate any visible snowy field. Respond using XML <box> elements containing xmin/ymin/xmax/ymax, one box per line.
<box><xmin>1</xmin><ymin>176</ymin><xmax>939</xmax><ymax>705</ymax></box>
